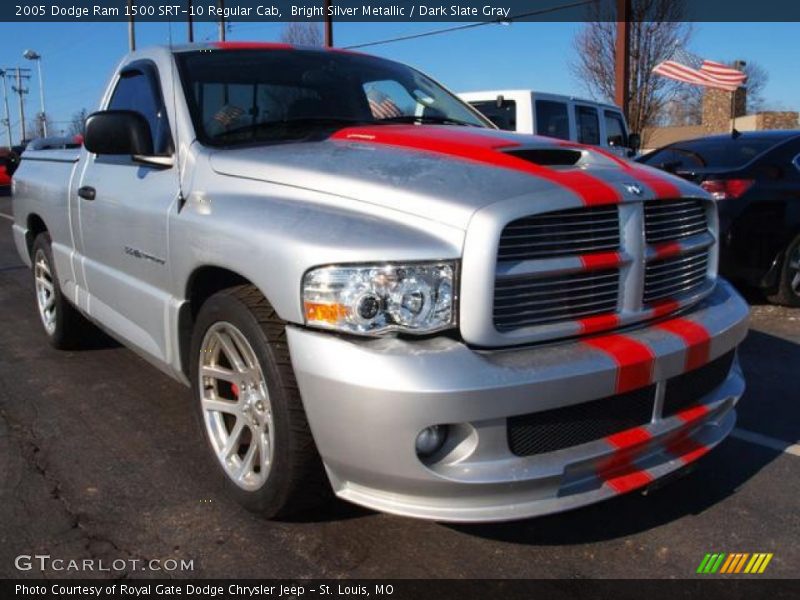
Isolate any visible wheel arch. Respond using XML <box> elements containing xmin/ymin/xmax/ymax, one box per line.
<box><xmin>179</xmin><ymin>265</ymin><xmax>266</xmax><ymax>379</ymax></box>
<box><xmin>25</xmin><ymin>213</ymin><xmax>48</xmax><ymax>260</ymax></box>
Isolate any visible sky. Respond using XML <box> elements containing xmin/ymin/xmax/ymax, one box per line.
<box><xmin>0</xmin><ymin>20</ymin><xmax>798</xmax><ymax>141</ymax></box>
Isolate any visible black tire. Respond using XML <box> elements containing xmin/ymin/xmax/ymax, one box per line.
<box><xmin>767</xmin><ymin>234</ymin><xmax>800</xmax><ymax>307</ymax></box>
<box><xmin>31</xmin><ymin>233</ymin><xmax>89</xmax><ymax>349</ymax></box>
<box><xmin>189</xmin><ymin>284</ymin><xmax>329</xmax><ymax>518</ymax></box>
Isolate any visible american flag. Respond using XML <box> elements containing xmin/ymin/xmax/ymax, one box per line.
<box><xmin>653</xmin><ymin>48</ymin><xmax>747</xmax><ymax>92</ymax></box>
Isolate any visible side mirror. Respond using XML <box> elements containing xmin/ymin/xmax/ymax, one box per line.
<box><xmin>628</xmin><ymin>133</ymin><xmax>641</xmax><ymax>151</ymax></box>
<box><xmin>496</xmin><ymin>94</ymin><xmax>505</xmax><ymax>108</ymax></box>
<box><xmin>84</xmin><ymin>110</ymin><xmax>154</xmax><ymax>156</ymax></box>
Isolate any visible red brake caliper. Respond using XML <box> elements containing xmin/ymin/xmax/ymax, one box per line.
<box><xmin>231</xmin><ymin>383</ymin><xmax>239</xmax><ymax>398</ymax></box>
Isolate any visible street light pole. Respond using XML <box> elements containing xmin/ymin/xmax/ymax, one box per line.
<box><xmin>23</xmin><ymin>50</ymin><xmax>47</xmax><ymax>138</ymax></box>
<box><xmin>15</xmin><ymin>69</ymin><xmax>27</xmax><ymax>143</ymax></box>
<box><xmin>128</xmin><ymin>0</ymin><xmax>136</xmax><ymax>51</ymax></box>
<box><xmin>0</xmin><ymin>71</ymin><xmax>12</xmax><ymax>147</ymax></box>
<box><xmin>324</xmin><ymin>0</ymin><xmax>334</xmax><ymax>47</ymax></box>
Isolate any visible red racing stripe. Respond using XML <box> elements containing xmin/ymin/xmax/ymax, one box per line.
<box><xmin>579</xmin><ymin>251</ymin><xmax>622</xmax><ymax>270</ymax></box>
<box><xmin>212</xmin><ymin>41</ymin><xmax>294</xmax><ymax>50</ymax></box>
<box><xmin>578</xmin><ymin>314</ymin><xmax>620</xmax><ymax>335</ymax></box>
<box><xmin>555</xmin><ymin>140</ymin><xmax>683</xmax><ymax>199</ymax></box>
<box><xmin>598</xmin><ymin>427</ymin><xmax>654</xmax><ymax>493</ymax></box>
<box><xmin>656</xmin><ymin>318</ymin><xmax>712</xmax><ymax>371</ymax></box>
<box><xmin>651</xmin><ymin>241</ymin><xmax>683</xmax><ymax>260</ymax></box>
<box><xmin>649</xmin><ymin>298</ymin><xmax>681</xmax><ymax>318</ymax></box>
<box><xmin>332</xmin><ymin>126</ymin><xmax>623</xmax><ymax>205</ymax></box>
<box><xmin>584</xmin><ymin>334</ymin><xmax>656</xmax><ymax>393</ymax></box>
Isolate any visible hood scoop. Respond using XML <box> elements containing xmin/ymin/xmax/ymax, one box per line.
<box><xmin>503</xmin><ymin>148</ymin><xmax>584</xmax><ymax>167</ymax></box>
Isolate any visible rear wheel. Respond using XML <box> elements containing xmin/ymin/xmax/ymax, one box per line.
<box><xmin>767</xmin><ymin>234</ymin><xmax>800</xmax><ymax>307</ymax></box>
<box><xmin>32</xmin><ymin>233</ymin><xmax>88</xmax><ymax>349</ymax></box>
<box><xmin>190</xmin><ymin>285</ymin><xmax>329</xmax><ymax>518</ymax></box>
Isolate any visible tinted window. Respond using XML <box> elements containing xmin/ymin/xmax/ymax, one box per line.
<box><xmin>470</xmin><ymin>100</ymin><xmax>517</xmax><ymax>131</ymax></box>
<box><xmin>575</xmin><ymin>105</ymin><xmax>599</xmax><ymax>145</ymax></box>
<box><xmin>640</xmin><ymin>138</ymin><xmax>781</xmax><ymax>170</ymax></box>
<box><xmin>108</xmin><ymin>69</ymin><xmax>172</xmax><ymax>155</ymax></box>
<box><xmin>176</xmin><ymin>49</ymin><xmax>487</xmax><ymax>146</ymax></box>
<box><xmin>604</xmin><ymin>110</ymin><xmax>628</xmax><ymax>147</ymax></box>
<box><xmin>535</xmin><ymin>100</ymin><xmax>569</xmax><ymax>140</ymax></box>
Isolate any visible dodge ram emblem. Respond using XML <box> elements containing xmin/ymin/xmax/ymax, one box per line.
<box><xmin>623</xmin><ymin>183</ymin><xmax>644</xmax><ymax>196</ymax></box>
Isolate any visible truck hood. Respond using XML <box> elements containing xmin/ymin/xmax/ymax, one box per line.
<box><xmin>209</xmin><ymin>125</ymin><xmax>693</xmax><ymax>230</ymax></box>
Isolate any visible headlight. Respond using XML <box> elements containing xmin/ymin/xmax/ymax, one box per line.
<box><xmin>302</xmin><ymin>262</ymin><xmax>456</xmax><ymax>335</ymax></box>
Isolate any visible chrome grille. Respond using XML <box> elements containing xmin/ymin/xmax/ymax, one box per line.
<box><xmin>645</xmin><ymin>199</ymin><xmax>707</xmax><ymax>243</ymax></box>
<box><xmin>644</xmin><ymin>249</ymin><xmax>709</xmax><ymax>304</ymax></box>
<box><xmin>498</xmin><ymin>205</ymin><xmax>619</xmax><ymax>261</ymax></box>
<box><xmin>494</xmin><ymin>270</ymin><xmax>619</xmax><ymax>331</ymax></box>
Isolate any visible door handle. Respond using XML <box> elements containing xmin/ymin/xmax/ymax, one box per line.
<box><xmin>78</xmin><ymin>186</ymin><xmax>96</xmax><ymax>201</ymax></box>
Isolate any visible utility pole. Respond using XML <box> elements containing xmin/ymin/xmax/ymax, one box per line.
<box><xmin>187</xmin><ymin>0</ymin><xmax>194</xmax><ymax>42</ymax></box>
<box><xmin>0</xmin><ymin>71</ymin><xmax>12</xmax><ymax>147</ymax></box>
<box><xmin>324</xmin><ymin>0</ymin><xmax>334</xmax><ymax>47</ymax></box>
<box><xmin>6</xmin><ymin>67</ymin><xmax>31</xmax><ymax>143</ymax></box>
<box><xmin>614</xmin><ymin>0</ymin><xmax>631</xmax><ymax>120</ymax></box>
<box><xmin>127</xmin><ymin>0</ymin><xmax>136</xmax><ymax>51</ymax></box>
<box><xmin>218</xmin><ymin>0</ymin><xmax>226</xmax><ymax>41</ymax></box>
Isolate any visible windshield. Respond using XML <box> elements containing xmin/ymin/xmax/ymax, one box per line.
<box><xmin>176</xmin><ymin>48</ymin><xmax>490</xmax><ymax>146</ymax></box>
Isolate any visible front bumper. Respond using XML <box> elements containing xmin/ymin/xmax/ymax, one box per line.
<box><xmin>287</xmin><ymin>279</ymin><xmax>749</xmax><ymax>522</ymax></box>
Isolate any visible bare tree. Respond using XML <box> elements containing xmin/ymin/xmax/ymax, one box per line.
<box><xmin>741</xmin><ymin>62</ymin><xmax>769</xmax><ymax>113</ymax></box>
<box><xmin>571</xmin><ymin>0</ymin><xmax>691</xmax><ymax>142</ymax></box>
<box><xmin>280</xmin><ymin>22</ymin><xmax>323</xmax><ymax>47</ymax></box>
<box><xmin>68</xmin><ymin>108</ymin><xmax>89</xmax><ymax>136</ymax></box>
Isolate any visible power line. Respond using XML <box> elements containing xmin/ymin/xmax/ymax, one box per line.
<box><xmin>343</xmin><ymin>0</ymin><xmax>595</xmax><ymax>49</ymax></box>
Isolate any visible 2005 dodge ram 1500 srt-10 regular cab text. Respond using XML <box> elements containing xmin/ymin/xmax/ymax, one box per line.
<box><xmin>11</xmin><ymin>43</ymin><xmax>749</xmax><ymax>522</ymax></box>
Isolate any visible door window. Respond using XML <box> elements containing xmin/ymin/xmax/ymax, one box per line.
<box><xmin>534</xmin><ymin>100</ymin><xmax>569</xmax><ymax>140</ymax></box>
<box><xmin>108</xmin><ymin>68</ymin><xmax>172</xmax><ymax>155</ymax></box>
<box><xmin>604</xmin><ymin>110</ymin><xmax>628</xmax><ymax>148</ymax></box>
<box><xmin>575</xmin><ymin>105</ymin><xmax>600</xmax><ymax>145</ymax></box>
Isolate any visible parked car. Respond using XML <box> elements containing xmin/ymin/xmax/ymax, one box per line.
<box><xmin>458</xmin><ymin>89</ymin><xmax>641</xmax><ymax>156</ymax></box>
<box><xmin>0</xmin><ymin>147</ymin><xmax>21</xmax><ymax>192</ymax></box>
<box><xmin>637</xmin><ymin>131</ymin><xmax>800</xmax><ymax>306</ymax></box>
<box><xmin>11</xmin><ymin>43</ymin><xmax>748</xmax><ymax>522</ymax></box>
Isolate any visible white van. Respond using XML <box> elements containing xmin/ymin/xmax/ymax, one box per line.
<box><xmin>458</xmin><ymin>89</ymin><xmax>640</xmax><ymax>157</ymax></box>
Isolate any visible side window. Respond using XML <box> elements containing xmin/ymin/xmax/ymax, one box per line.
<box><xmin>470</xmin><ymin>100</ymin><xmax>517</xmax><ymax>131</ymax></box>
<box><xmin>108</xmin><ymin>69</ymin><xmax>172</xmax><ymax>155</ymax></box>
<box><xmin>534</xmin><ymin>100</ymin><xmax>569</xmax><ymax>140</ymax></box>
<box><xmin>604</xmin><ymin>111</ymin><xmax>628</xmax><ymax>147</ymax></box>
<box><xmin>575</xmin><ymin>105</ymin><xmax>600</xmax><ymax>145</ymax></box>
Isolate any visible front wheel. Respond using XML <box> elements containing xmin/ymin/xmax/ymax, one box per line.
<box><xmin>767</xmin><ymin>234</ymin><xmax>800</xmax><ymax>307</ymax></box>
<box><xmin>190</xmin><ymin>285</ymin><xmax>328</xmax><ymax>518</ymax></box>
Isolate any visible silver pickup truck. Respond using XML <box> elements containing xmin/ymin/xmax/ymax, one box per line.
<box><xmin>11</xmin><ymin>42</ymin><xmax>749</xmax><ymax>522</ymax></box>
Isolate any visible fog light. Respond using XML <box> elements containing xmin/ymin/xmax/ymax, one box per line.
<box><xmin>415</xmin><ymin>425</ymin><xmax>447</xmax><ymax>458</ymax></box>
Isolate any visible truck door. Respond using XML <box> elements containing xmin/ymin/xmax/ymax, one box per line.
<box><xmin>76</xmin><ymin>61</ymin><xmax>179</xmax><ymax>363</ymax></box>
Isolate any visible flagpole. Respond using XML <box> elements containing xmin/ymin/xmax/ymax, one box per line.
<box><xmin>731</xmin><ymin>59</ymin><xmax>746</xmax><ymax>133</ymax></box>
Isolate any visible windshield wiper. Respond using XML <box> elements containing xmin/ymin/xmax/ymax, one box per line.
<box><xmin>211</xmin><ymin>117</ymin><xmax>369</xmax><ymax>142</ymax></box>
<box><xmin>376</xmin><ymin>115</ymin><xmax>481</xmax><ymax>127</ymax></box>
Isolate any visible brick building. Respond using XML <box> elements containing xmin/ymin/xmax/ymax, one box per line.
<box><xmin>643</xmin><ymin>88</ymin><xmax>799</xmax><ymax>151</ymax></box>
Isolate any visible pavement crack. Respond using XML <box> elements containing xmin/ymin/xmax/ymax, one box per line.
<box><xmin>0</xmin><ymin>407</ymin><xmax>145</xmax><ymax>576</ymax></box>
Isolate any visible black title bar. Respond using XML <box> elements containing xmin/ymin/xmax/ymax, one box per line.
<box><xmin>4</xmin><ymin>0</ymin><xmax>800</xmax><ymax>22</ymax></box>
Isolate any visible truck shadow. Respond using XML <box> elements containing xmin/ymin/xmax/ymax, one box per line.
<box><xmin>446</xmin><ymin>329</ymin><xmax>799</xmax><ymax>545</ymax></box>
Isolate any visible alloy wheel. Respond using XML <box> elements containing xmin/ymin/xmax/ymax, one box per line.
<box><xmin>198</xmin><ymin>322</ymin><xmax>274</xmax><ymax>491</ymax></box>
<box><xmin>34</xmin><ymin>249</ymin><xmax>57</xmax><ymax>335</ymax></box>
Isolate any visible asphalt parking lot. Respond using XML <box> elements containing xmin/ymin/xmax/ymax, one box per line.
<box><xmin>0</xmin><ymin>194</ymin><xmax>798</xmax><ymax>580</ymax></box>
